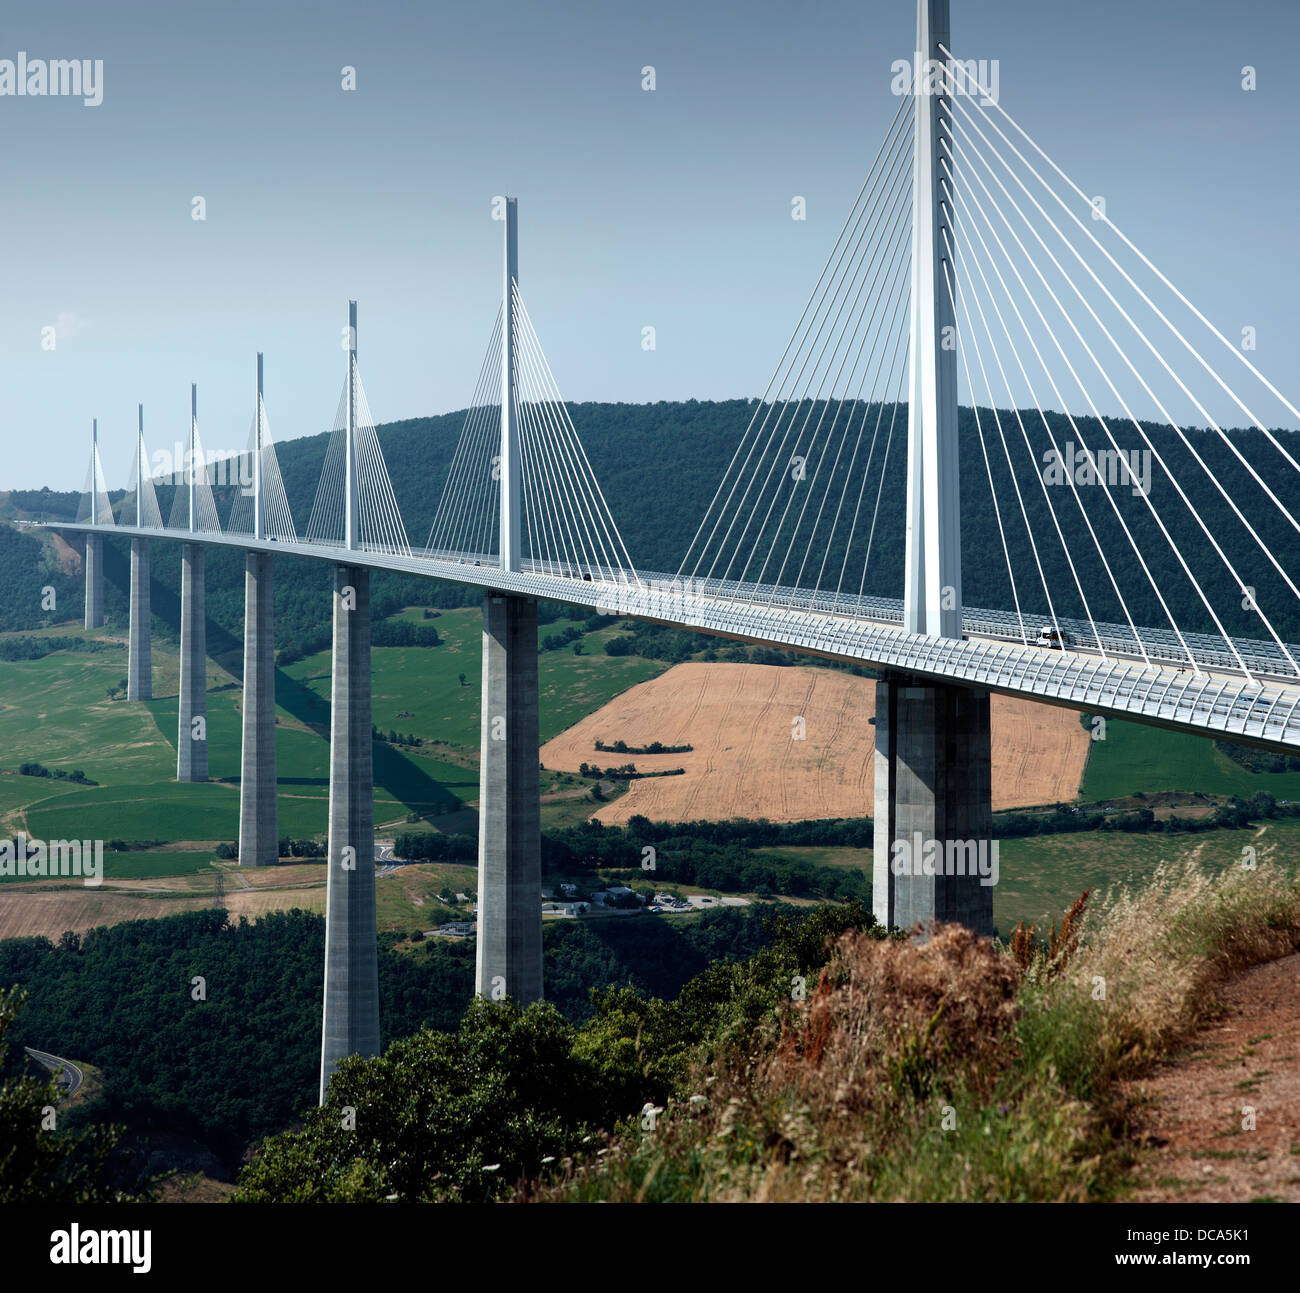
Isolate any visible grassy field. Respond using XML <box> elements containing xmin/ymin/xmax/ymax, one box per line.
<box><xmin>761</xmin><ymin>817</ymin><xmax>1300</xmax><ymax>936</ymax></box>
<box><xmin>287</xmin><ymin>606</ymin><xmax>666</xmax><ymax>751</ymax></box>
<box><xmin>0</xmin><ymin>845</ymin><xmax>219</xmax><ymax>885</ymax></box>
<box><xmin>1082</xmin><ymin>717</ymin><xmax>1300</xmax><ymax>802</ymax></box>
<box><xmin>0</xmin><ymin>607</ymin><xmax>646</xmax><ymax>852</ymax></box>
<box><xmin>0</xmin><ymin>649</ymin><xmax>177</xmax><ymax>787</ymax></box>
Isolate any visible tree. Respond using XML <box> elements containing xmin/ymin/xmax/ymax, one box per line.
<box><xmin>458</xmin><ymin>673</ymin><xmax>467</xmax><ymax>688</ymax></box>
<box><xmin>233</xmin><ymin>1000</ymin><xmax>601</xmax><ymax>1203</ymax></box>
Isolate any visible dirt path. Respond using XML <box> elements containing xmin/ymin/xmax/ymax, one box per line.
<box><xmin>1124</xmin><ymin>953</ymin><xmax>1300</xmax><ymax>1202</ymax></box>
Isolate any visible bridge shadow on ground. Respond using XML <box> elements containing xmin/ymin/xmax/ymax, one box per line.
<box><xmin>543</xmin><ymin>909</ymin><xmax>746</xmax><ymax>1013</ymax></box>
<box><xmin>208</xmin><ymin>641</ymin><xmax>466</xmax><ymax>820</ymax></box>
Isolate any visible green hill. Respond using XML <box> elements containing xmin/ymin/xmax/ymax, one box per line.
<box><xmin>5</xmin><ymin>400</ymin><xmax>1299</xmax><ymax>654</ymax></box>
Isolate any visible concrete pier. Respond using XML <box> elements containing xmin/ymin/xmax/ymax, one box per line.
<box><xmin>83</xmin><ymin>534</ymin><xmax>104</xmax><ymax>629</ymax></box>
<box><xmin>238</xmin><ymin>551</ymin><xmax>277</xmax><ymax>866</ymax></box>
<box><xmin>475</xmin><ymin>592</ymin><xmax>543</xmax><ymax>1003</ymax></box>
<box><xmin>127</xmin><ymin>538</ymin><xmax>152</xmax><ymax>700</ymax></box>
<box><xmin>872</xmin><ymin>675</ymin><xmax>994</xmax><ymax>936</ymax></box>
<box><xmin>320</xmin><ymin>564</ymin><xmax>379</xmax><ymax>1100</ymax></box>
<box><xmin>177</xmin><ymin>543</ymin><xmax>208</xmax><ymax>782</ymax></box>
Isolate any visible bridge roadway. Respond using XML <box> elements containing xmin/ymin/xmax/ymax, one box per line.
<box><xmin>50</xmin><ymin>521</ymin><xmax>1300</xmax><ymax>754</ymax></box>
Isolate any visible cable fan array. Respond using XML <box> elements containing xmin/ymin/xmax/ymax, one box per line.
<box><xmin>117</xmin><ymin>427</ymin><xmax>164</xmax><ymax>529</ymax></box>
<box><xmin>76</xmin><ymin>435</ymin><xmax>113</xmax><ymax>526</ymax></box>
<box><xmin>677</xmin><ymin>76</ymin><xmax>917</xmax><ymax>611</ymax></box>
<box><xmin>933</xmin><ymin>51</ymin><xmax>1300</xmax><ymax>682</ymax></box>
<box><xmin>166</xmin><ymin>415</ymin><xmax>223</xmax><ymax>533</ymax></box>
<box><xmin>425</xmin><ymin>306</ymin><xmax>502</xmax><ymax>561</ymax></box>
<box><xmin>426</xmin><ymin>287</ymin><xmax>640</xmax><ymax>585</ymax></box>
<box><xmin>227</xmin><ymin>395</ymin><xmax>297</xmax><ymax>540</ymax></box>
<box><xmin>305</xmin><ymin>358</ymin><xmax>409</xmax><ymax>555</ymax></box>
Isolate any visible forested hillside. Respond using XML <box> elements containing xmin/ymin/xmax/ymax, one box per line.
<box><xmin>6</xmin><ymin>400</ymin><xmax>1299</xmax><ymax>646</ymax></box>
<box><xmin>0</xmin><ymin>902</ymin><xmax>785</xmax><ymax>1172</ymax></box>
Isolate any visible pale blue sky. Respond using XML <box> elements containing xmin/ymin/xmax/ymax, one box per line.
<box><xmin>2</xmin><ymin>0</ymin><xmax>1297</xmax><ymax>489</ymax></box>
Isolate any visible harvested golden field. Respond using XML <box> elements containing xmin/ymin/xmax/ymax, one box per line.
<box><xmin>0</xmin><ymin>885</ymin><xmax>216</xmax><ymax>939</ymax></box>
<box><xmin>540</xmin><ymin>662</ymin><xmax>1089</xmax><ymax>825</ymax></box>
<box><xmin>0</xmin><ymin>861</ymin><xmax>474</xmax><ymax>940</ymax></box>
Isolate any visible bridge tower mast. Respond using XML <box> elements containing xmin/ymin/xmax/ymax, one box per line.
<box><xmin>127</xmin><ymin>404</ymin><xmax>152</xmax><ymax>701</ymax></box>
<box><xmin>500</xmin><ymin>198</ymin><xmax>521</xmax><ymax>573</ymax></box>
<box><xmin>345</xmin><ymin>301</ymin><xmax>358</xmax><ymax>552</ymax></box>
<box><xmin>84</xmin><ymin>419</ymin><xmax>104</xmax><ymax>629</ymax></box>
<box><xmin>253</xmin><ymin>354</ymin><xmax>264</xmax><ymax>542</ymax></box>
<box><xmin>320</xmin><ymin>297</ymin><xmax>381</xmax><ymax>1097</ymax></box>
<box><xmin>178</xmin><ymin>383</ymin><xmax>207</xmax><ymax>782</ymax></box>
<box><xmin>189</xmin><ymin>385</ymin><xmax>198</xmax><ymax>535</ymax></box>
<box><xmin>904</xmin><ymin>0</ymin><xmax>960</xmax><ymax>638</ymax></box>
<box><xmin>239</xmin><ymin>351</ymin><xmax>278</xmax><ymax>868</ymax></box>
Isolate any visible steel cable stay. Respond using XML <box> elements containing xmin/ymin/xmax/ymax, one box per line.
<box><xmin>946</xmin><ymin>195</ymin><xmax>1071</xmax><ymax>653</ymax></box>
<box><xmin>777</xmin><ymin>216</ymin><xmax>914</xmax><ymax>602</ymax></box>
<box><xmin>939</xmin><ymin>254</ymin><xmax>1028</xmax><ymax>647</ymax></box>
<box><xmin>806</xmin><ymin>265</ymin><xmax>911</xmax><ymax>600</ymax></box>
<box><xmin>512</xmin><ymin>294</ymin><xmax>605</xmax><ymax>576</ymax></box>
<box><xmin>677</xmin><ymin>80</ymin><xmax>917</xmax><ymax>581</ymax></box>
<box><xmin>938</xmin><ymin>44</ymin><xmax>1300</xmax><ymax>478</ymax></box>
<box><xmin>939</xmin><ymin>80</ymin><xmax>1297</xmax><ymax>676</ymax></box>
<box><xmin>937</xmin><ymin>76</ymin><xmax>1300</xmax><ymax>641</ymax></box>
<box><xmin>942</xmin><ymin>153</ymin><xmax>1156</xmax><ymax>669</ymax></box>
<box><xmin>751</xmin><ymin>188</ymin><xmax>917</xmax><ymax>599</ymax></box>
<box><xmin>706</xmin><ymin>132</ymin><xmax>916</xmax><ymax>589</ymax></box>
<box><xmin>427</xmin><ymin>306</ymin><xmax>503</xmax><ymax>559</ymax></box>
<box><xmin>305</xmin><ymin>382</ymin><xmax>350</xmax><ymax>547</ymax></box>
<box><xmin>683</xmin><ymin>96</ymin><xmax>917</xmax><ymax>585</ymax></box>
<box><xmin>707</xmin><ymin>130</ymin><xmax>915</xmax><ymax>587</ymax></box>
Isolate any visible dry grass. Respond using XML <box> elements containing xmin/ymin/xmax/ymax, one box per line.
<box><xmin>545</xmin><ymin>857</ymin><xmax>1300</xmax><ymax>1203</ymax></box>
<box><xmin>1030</xmin><ymin>858</ymin><xmax>1300</xmax><ymax>1091</ymax></box>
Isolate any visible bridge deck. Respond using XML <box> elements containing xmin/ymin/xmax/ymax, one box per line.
<box><xmin>47</xmin><ymin>522</ymin><xmax>1300</xmax><ymax>754</ymax></box>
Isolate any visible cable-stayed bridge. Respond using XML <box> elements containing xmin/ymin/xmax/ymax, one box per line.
<box><xmin>44</xmin><ymin>0</ymin><xmax>1300</xmax><ymax>1096</ymax></box>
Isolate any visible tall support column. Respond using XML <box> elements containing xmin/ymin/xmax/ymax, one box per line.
<box><xmin>83</xmin><ymin>534</ymin><xmax>104</xmax><ymax>629</ymax></box>
<box><xmin>499</xmin><ymin>199</ymin><xmax>521</xmax><ymax>573</ymax></box>
<box><xmin>239</xmin><ymin>551</ymin><xmax>277</xmax><ymax>866</ymax></box>
<box><xmin>177</xmin><ymin>544</ymin><xmax>208</xmax><ymax>782</ymax></box>
<box><xmin>127</xmin><ymin>538</ymin><xmax>152</xmax><ymax>700</ymax></box>
<box><xmin>320</xmin><ymin>565</ymin><xmax>379</xmax><ymax>1100</ymax></box>
<box><xmin>475</xmin><ymin>592</ymin><xmax>543</xmax><ymax>1003</ymax></box>
<box><xmin>872</xmin><ymin>675</ymin><xmax>993</xmax><ymax>936</ymax></box>
<box><xmin>903</xmin><ymin>0</ymin><xmax>960</xmax><ymax>639</ymax></box>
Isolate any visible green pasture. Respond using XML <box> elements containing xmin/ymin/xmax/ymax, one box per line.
<box><xmin>1082</xmin><ymin>717</ymin><xmax>1300</xmax><ymax>802</ymax></box>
